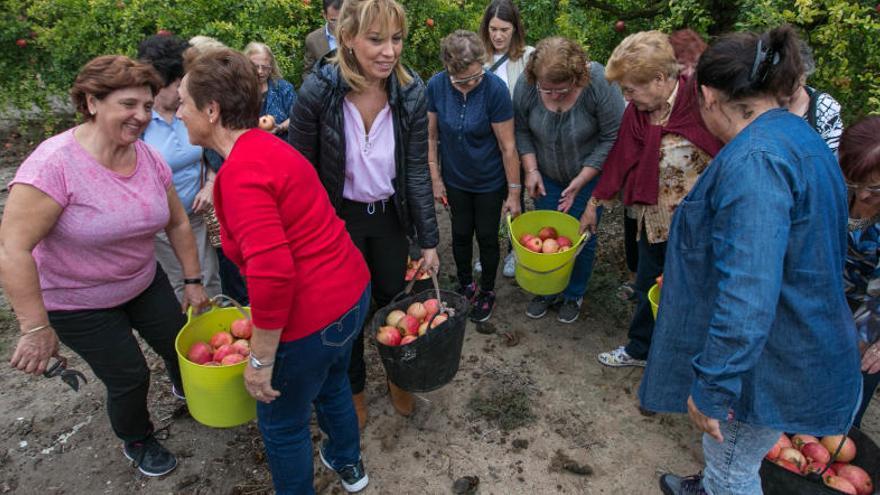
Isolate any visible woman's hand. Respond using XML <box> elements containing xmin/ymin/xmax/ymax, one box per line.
<box><xmin>181</xmin><ymin>283</ymin><xmax>211</xmax><ymax>314</ymax></box>
<box><xmin>191</xmin><ymin>183</ymin><xmax>214</xmax><ymax>214</ymax></box>
<box><xmin>863</xmin><ymin>341</ymin><xmax>880</xmax><ymax>374</ymax></box>
<box><xmin>432</xmin><ymin>178</ymin><xmax>448</xmax><ymax>208</ymax></box>
<box><xmin>525</xmin><ymin>169</ymin><xmax>546</xmax><ymax>199</ymax></box>
<box><xmin>687</xmin><ymin>395</ymin><xmax>724</xmax><ymax>443</ymax></box>
<box><xmin>10</xmin><ymin>327</ymin><xmax>59</xmax><ymax>375</ymax></box>
<box><xmin>579</xmin><ymin>201</ymin><xmax>599</xmax><ymax>235</ymax></box>
<box><xmin>244</xmin><ymin>363</ymin><xmax>280</xmax><ymax>404</ymax></box>
<box><xmin>419</xmin><ymin>248</ymin><xmax>440</xmax><ymax>276</ymax></box>
<box><xmin>274</xmin><ymin>119</ymin><xmax>290</xmax><ymax>135</ymax></box>
<box><xmin>559</xmin><ymin>176</ymin><xmax>586</xmax><ymax>213</ymax></box>
<box><xmin>502</xmin><ymin>190</ymin><xmax>522</xmax><ymax>218</ymax></box>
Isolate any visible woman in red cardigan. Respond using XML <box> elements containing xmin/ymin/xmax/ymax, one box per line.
<box><xmin>177</xmin><ymin>48</ymin><xmax>371</xmax><ymax>495</ymax></box>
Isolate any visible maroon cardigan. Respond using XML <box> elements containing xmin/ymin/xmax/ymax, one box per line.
<box><xmin>592</xmin><ymin>75</ymin><xmax>723</xmax><ymax>205</ymax></box>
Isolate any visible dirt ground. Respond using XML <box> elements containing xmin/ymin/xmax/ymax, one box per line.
<box><xmin>0</xmin><ymin>123</ymin><xmax>878</xmax><ymax>495</ymax></box>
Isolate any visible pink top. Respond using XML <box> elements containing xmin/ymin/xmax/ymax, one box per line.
<box><xmin>342</xmin><ymin>98</ymin><xmax>396</xmax><ymax>203</ymax></box>
<box><xmin>10</xmin><ymin>128</ymin><xmax>173</xmax><ymax>311</ymax></box>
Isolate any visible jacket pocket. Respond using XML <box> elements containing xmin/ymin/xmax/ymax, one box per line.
<box><xmin>673</xmin><ymin>198</ymin><xmax>711</xmax><ymax>251</ymax></box>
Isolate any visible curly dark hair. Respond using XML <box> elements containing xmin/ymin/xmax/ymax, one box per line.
<box><xmin>137</xmin><ymin>34</ymin><xmax>190</xmax><ymax>87</ymax></box>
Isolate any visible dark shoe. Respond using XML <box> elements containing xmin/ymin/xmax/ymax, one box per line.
<box><xmin>457</xmin><ymin>281</ymin><xmax>477</xmax><ymax>302</ymax></box>
<box><xmin>469</xmin><ymin>290</ymin><xmax>496</xmax><ymax>323</ymax></box>
<box><xmin>319</xmin><ymin>448</ymin><xmax>369</xmax><ymax>493</ymax></box>
<box><xmin>123</xmin><ymin>435</ymin><xmax>178</xmax><ymax>477</ymax></box>
<box><xmin>557</xmin><ymin>298</ymin><xmax>582</xmax><ymax>324</ymax></box>
<box><xmin>526</xmin><ymin>295</ymin><xmax>558</xmax><ymax>319</ymax></box>
<box><xmin>659</xmin><ymin>473</ymin><xmax>707</xmax><ymax>495</ymax></box>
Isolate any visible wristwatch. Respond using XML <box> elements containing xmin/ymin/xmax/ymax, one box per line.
<box><xmin>249</xmin><ymin>354</ymin><xmax>274</xmax><ymax>370</ymax></box>
<box><xmin>183</xmin><ymin>277</ymin><xmax>202</xmax><ymax>285</ymax></box>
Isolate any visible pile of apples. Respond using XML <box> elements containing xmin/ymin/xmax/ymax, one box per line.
<box><xmin>518</xmin><ymin>226</ymin><xmax>573</xmax><ymax>254</ymax></box>
<box><xmin>404</xmin><ymin>257</ymin><xmax>431</xmax><ymax>282</ymax></box>
<box><xmin>765</xmin><ymin>433</ymin><xmax>873</xmax><ymax>495</ymax></box>
<box><xmin>376</xmin><ymin>299</ymin><xmax>448</xmax><ymax>347</ymax></box>
<box><xmin>186</xmin><ymin>318</ymin><xmax>253</xmax><ymax>367</ymax></box>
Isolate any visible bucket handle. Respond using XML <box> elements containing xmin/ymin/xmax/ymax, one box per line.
<box><xmin>389</xmin><ymin>269</ymin><xmax>454</xmax><ymax>318</ymax></box>
<box><xmin>185</xmin><ymin>294</ymin><xmax>250</xmax><ymax>323</ymax></box>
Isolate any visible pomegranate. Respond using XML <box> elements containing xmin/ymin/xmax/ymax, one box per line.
<box><xmin>210</xmin><ymin>331</ymin><xmax>234</xmax><ymax>349</ymax></box>
<box><xmin>231</xmin><ymin>318</ymin><xmax>253</xmax><ymax>339</ymax></box>
<box><xmin>803</xmin><ymin>461</ymin><xmax>835</xmax><ymax>478</ymax></box>
<box><xmin>821</xmin><ymin>435</ymin><xmax>857</xmax><ymax>462</ymax></box>
<box><xmin>824</xmin><ymin>475</ymin><xmax>858</xmax><ymax>495</ymax></box>
<box><xmin>377</xmin><ymin>326</ymin><xmax>402</xmax><ymax>346</ymax></box>
<box><xmin>231</xmin><ymin>339</ymin><xmax>250</xmax><ymax>356</ymax></box>
<box><xmin>400</xmin><ymin>335</ymin><xmax>417</xmax><ymax>345</ymax></box>
<box><xmin>541</xmin><ymin>238</ymin><xmax>559</xmax><ymax>254</ymax></box>
<box><xmin>525</xmin><ymin>237</ymin><xmax>543</xmax><ymax>253</ymax></box>
<box><xmin>396</xmin><ymin>315</ymin><xmax>420</xmax><ymax>336</ymax></box>
<box><xmin>187</xmin><ymin>341</ymin><xmax>213</xmax><ymax>365</ymax></box>
<box><xmin>423</xmin><ymin>298</ymin><xmax>440</xmax><ymax>318</ymax></box>
<box><xmin>792</xmin><ymin>434</ymin><xmax>820</xmax><ymax>450</ymax></box>
<box><xmin>835</xmin><ymin>465</ymin><xmax>873</xmax><ymax>495</ymax></box>
<box><xmin>430</xmin><ymin>313</ymin><xmax>448</xmax><ymax>328</ymax></box>
<box><xmin>779</xmin><ymin>447</ymin><xmax>806</xmax><ymax>469</ymax></box>
<box><xmin>407</xmin><ymin>302</ymin><xmax>427</xmax><ymax>321</ymax></box>
<box><xmin>221</xmin><ymin>353</ymin><xmax>246</xmax><ymax>366</ymax></box>
<box><xmin>774</xmin><ymin>458</ymin><xmax>803</xmax><ymax>475</ymax></box>
<box><xmin>801</xmin><ymin>442</ymin><xmax>831</xmax><ymax>464</ymax></box>
<box><xmin>538</xmin><ymin>226</ymin><xmax>557</xmax><ymax>240</ymax></box>
<box><xmin>557</xmin><ymin>236</ymin><xmax>572</xmax><ymax>249</ymax></box>
<box><xmin>386</xmin><ymin>309</ymin><xmax>406</xmax><ymax>327</ymax></box>
<box><xmin>258</xmin><ymin>115</ymin><xmax>276</xmax><ymax>131</ymax></box>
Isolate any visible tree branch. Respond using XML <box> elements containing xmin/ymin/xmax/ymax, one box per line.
<box><xmin>574</xmin><ymin>0</ymin><xmax>668</xmax><ymax>20</ymax></box>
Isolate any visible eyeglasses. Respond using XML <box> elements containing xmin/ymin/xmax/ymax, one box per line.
<box><xmin>252</xmin><ymin>64</ymin><xmax>272</xmax><ymax>73</ymax></box>
<box><xmin>846</xmin><ymin>181</ymin><xmax>880</xmax><ymax>195</ymax></box>
<box><xmin>449</xmin><ymin>71</ymin><xmax>484</xmax><ymax>86</ymax></box>
<box><xmin>536</xmin><ymin>82</ymin><xmax>573</xmax><ymax>96</ymax></box>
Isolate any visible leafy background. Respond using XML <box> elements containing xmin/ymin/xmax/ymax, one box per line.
<box><xmin>2</xmin><ymin>0</ymin><xmax>878</xmax><ymax>124</ymax></box>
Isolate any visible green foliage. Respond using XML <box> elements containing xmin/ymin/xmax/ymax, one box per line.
<box><xmin>1</xmin><ymin>0</ymin><xmax>878</xmax><ymax>121</ymax></box>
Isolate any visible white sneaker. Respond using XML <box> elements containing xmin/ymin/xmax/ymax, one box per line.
<box><xmin>474</xmin><ymin>260</ymin><xmax>482</xmax><ymax>274</ymax></box>
<box><xmin>502</xmin><ymin>252</ymin><xmax>516</xmax><ymax>278</ymax></box>
<box><xmin>597</xmin><ymin>346</ymin><xmax>646</xmax><ymax>368</ymax></box>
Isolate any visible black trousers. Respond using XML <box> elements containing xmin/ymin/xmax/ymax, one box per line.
<box><xmin>624</xmin><ymin>226</ymin><xmax>667</xmax><ymax>360</ymax></box>
<box><xmin>624</xmin><ymin>212</ymin><xmax>639</xmax><ymax>274</ymax></box>
<box><xmin>47</xmin><ymin>265</ymin><xmax>186</xmax><ymax>443</ymax></box>
<box><xmin>216</xmin><ymin>247</ymin><xmax>249</xmax><ymax>305</ymax></box>
<box><xmin>339</xmin><ymin>198</ymin><xmax>408</xmax><ymax>395</ymax></box>
<box><xmin>446</xmin><ymin>185</ymin><xmax>506</xmax><ymax>292</ymax></box>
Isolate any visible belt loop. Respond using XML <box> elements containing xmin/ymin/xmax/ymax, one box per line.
<box><xmin>381</xmin><ymin>199</ymin><xmax>387</xmax><ymax>213</ymax></box>
<box><xmin>367</xmin><ymin>202</ymin><xmax>376</xmax><ymax>215</ymax></box>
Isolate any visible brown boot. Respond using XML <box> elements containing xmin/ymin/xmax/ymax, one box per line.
<box><xmin>352</xmin><ymin>392</ymin><xmax>368</xmax><ymax>430</ymax></box>
<box><xmin>388</xmin><ymin>381</ymin><xmax>414</xmax><ymax>416</ymax></box>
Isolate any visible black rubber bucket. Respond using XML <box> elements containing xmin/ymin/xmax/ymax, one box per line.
<box><xmin>370</xmin><ymin>276</ymin><xmax>470</xmax><ymax>393</ymax></box>
<box><xmin>760</xmin><ymin>427</ymin><xmax>880</xmax><ymax>494</ymax></box>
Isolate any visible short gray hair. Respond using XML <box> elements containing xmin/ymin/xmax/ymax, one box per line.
<box><xmin>798</xmin><ymin>39</ymin><xmax>816</xmax><ymax>77</ymax></box>
<box><xmin>440</xmin><ymin>30</ymin><xmax>486</xmax><ymax>75</ymax></box>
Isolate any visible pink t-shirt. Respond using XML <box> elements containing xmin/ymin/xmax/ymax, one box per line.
<box><xmin>9</xmin><ymin>128</ymin><xmax>173</xmax><ymax>311</ymax></box>
<box><xmin>342</xmin><ymin>98</ymin><xmax>396</xmax><ymax>203</ymax></box>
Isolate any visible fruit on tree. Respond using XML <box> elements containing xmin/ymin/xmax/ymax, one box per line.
<box><xmin>15</xmin><ymin>39</ymin><xmax>27</xmax><ymax>48</ymax></box>
<box><xmin>426</xmin><ymin>18</ymin><xmax>435</xmax><ymax>28</ymax></box>
<box><xmin>615</xmin><ymin>20</ymin><xmax>626</xmax><ymax>32</ymax></box>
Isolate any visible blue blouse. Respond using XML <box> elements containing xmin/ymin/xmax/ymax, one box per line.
<box><xmin>639</xmin><ymin>109</ymin><xmax>861</xmax><ymax>435</ymax></box>
<box><xmin>261</xmin><ymin>78</ymin><xmax>297</xmax><ymax>139</ymax></box>
<box><xmin>142</xmin><ymin>111</ymin><xmax>202</xmax><ymax>213</ymax></box>
<box><xmin>845</xmin><ymin>221</ymin><xmax>880</xmax><ymax>344</ymax></box>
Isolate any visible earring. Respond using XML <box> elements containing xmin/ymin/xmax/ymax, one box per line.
<box><xmin>348</xmin><ymin>48</ymin><xmax>354</xmax><ymax>56</ymax></box>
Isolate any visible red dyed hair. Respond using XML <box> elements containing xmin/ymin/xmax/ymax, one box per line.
<box><xmin>839</xmin><ymin>116</ymin><xmax>880</xmax><ymax>183</ymax></box>
<box><xmin>668</xmin><ymin>29</ymin><xmax>707</xmax><ymax>71</ymax></box>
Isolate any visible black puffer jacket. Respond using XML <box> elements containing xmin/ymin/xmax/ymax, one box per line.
<box><xmin>288</xmin><ymin>55</ymin><xmax>439</xmax><ymax>249</ymax></box>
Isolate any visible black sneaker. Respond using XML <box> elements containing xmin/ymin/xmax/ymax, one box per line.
<box><xmin>526</xmin><ymin>295</ymin><xmax>558</xmax><ymax>319</ymax></box>
<box><xmin>659</xmin><ymin>473</ymin><xmax>707</xmax><ymax>495</ymax></box>
<box><xmin>123</xmin><ymin>435</ymin><xmax>178</xmax><ymax>477</ymax></box>
<box><xmin>457</xmin><ymin>281</ymin><xmax>477</xmax><ymax>302</ymax></box>
<box><xmin>469</xmin><ymin>290</ymin><xmax>495</xmax><ymax>322</ymax></box>
<box><xmin>319</xmin><ymin>448</ymin><xmax>369</xmax><ymax>493</ymax></box>
<box><xmin>557</xmin><ymin>298</ymin><xmax>582</xmax><ymax>324</ymax></box>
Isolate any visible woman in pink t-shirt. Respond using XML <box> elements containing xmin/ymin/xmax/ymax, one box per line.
<box><xmin>0</xmin><ymin>56</ymin><xmax>209</xmax><ymax>478</ymax></box>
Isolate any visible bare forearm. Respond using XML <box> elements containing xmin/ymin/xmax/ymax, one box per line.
<box><xmin>250</xmin><ymin>327</ymin><xmax>283</xmax><ymax>362</ymax></box>
<box><xmin>0</xmin><ymin>249</ymin><xmax>49</xmax><ymax>330</ymax></box>
<box><xmin>166</xmin><ymin>221</ymin><xmax>202</xmax><ymax>279</ymax></box>
<box><xmin>502</xmin><ymin>147</ymin><xmax>521</xmax><ymax>185</ymax></box>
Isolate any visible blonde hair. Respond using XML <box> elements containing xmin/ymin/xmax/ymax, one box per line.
<box><xmin>244</xmin><ymin>41</ymin><xmax>282</xmax><ymax>80</ymax></box>
<box><xmin>185</xmin><ymin>36</ymin><xmax>228</xmax><ymax>69</ymax></box>
<box><xmin>331</xmin><ymin>0</ymin><xmax>412</xmax><ymax>92</ymax></box>
<box><xmin>525</xmin><ymin>37</ymin><xmax>591</xmax><ymax>87</ymax></box>
<box><xmin>605</xmin><ymin>31</ymin><xmax>679</xmax><ymax>84</ymax></box>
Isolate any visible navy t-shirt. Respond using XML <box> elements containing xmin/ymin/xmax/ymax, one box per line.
<box><xmin>427</xmin><ymin>71</ymin><xmax>513</xmax><ymax>193</ymax></box>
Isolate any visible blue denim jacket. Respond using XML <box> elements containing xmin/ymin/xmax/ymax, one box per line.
<box><xmin>639</xmin><ymin>109</ymin><xmax>862</xmax><ymax>435</ymax></box>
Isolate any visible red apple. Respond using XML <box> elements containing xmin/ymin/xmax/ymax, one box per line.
<box><xmin>407</xmin><ymin>302</ymin><xmax>427</xmax><ymax>321</ymax></box>
<box><xmin>824</xmin><ymin>475</ymin><xmax>858</xmax><ymax>495</ymax></box>
<box><xmin>538</xmin><ymin>226</ymin><xmax>557</xmax><ymax>240</ymax></box>
<box><xmin>778</xmin><ymin>434</ymin><xmax>793</xmax><ymax>450</ymax></box>
<box><xmin>396</xmin><ymin>315</ymin><xmax>420</xmax><ymax>336</ymax></box>
<box><xmin>801</xmin><ymin>442</ymin><xmax>831</xmax><ymax>464</ymax></box>
<box><xmin>425</xmin><ymin>18</ymin><xmax>435</xmax><ymax>28</ymax></box>
<box><xmin>430</xmin><ymin>313</ymin><xmax>448</xmax><ymax>328</ymax></box>
<box><xmin>835</xmin><ymin>464</ymin><xmax>873</xmax><ymax>495</ymax></box>
<box><xmin>656</xmin><ymin>274</ymin><xmax>664</xmax><ymax>289</ymax></box>
<box><xmin>386</xmin><ymin>309</ymin><xmax>406</xmax><ymax>327</ymax></box>
<box><xmin>541</xmin><ymin>238</ymin><xmax>559</xmax><ymax>254</ymax></box>
<box><xmin>156</xmin><ymin>29</ymin><xmax>172</xmax><ymax>36</ymax></box>
<box><xmin>557</xmin><ymin>236</ymin><xmax>572</xmax><ymax>249</ymax></box>
<box><xmin>15</xmin><ymin>39</ymin><xmax>27</xmax><ymax>48</ymax></box>
<box><xmin>821</xmin><ymin>435</ymin><xmax>857</xmax><ymax>462</ymax></box>
<box><xmin>423</xmin><ymin>298</ymin><xmax>440</xmax><ymax>319</ymax></box>
<box><xmin>258</xmin><ymin>115</ymin><xmax>276</xmax><ymax>131</ymax></box>
<box><xmin>803</xmin><ymin>461</ymin><xmax>835</xmax><ymax>478</ymax></box>
<box><xmin>377</xmin><ymin>325</ymin><xmax>402</xmax><ymax>346</ymax></box>
<box><xmin>231</xmin><ymin>339</ymin><xmax>250</xmax><ymax>356</ymax></box>
<box><xmin>212</xmin><ymin>344</ymin><xmax>235</xmax><ymax>363</ymax></box>
<box><xmin>774</xmin><ymin>458</ymin><xmax>803</xmax><ymax>475</ymax></box>
<box><xmin>792</xmin><ymin>434</ymin><xmax>820</xmax><ymax>450</ymax></box>
<box><xmin>525</xmin><ymin>237</ymin><xmax>543</xmax><ymax>253</ymax></box>
<box><xmin>614</xmin><ymin>20</ymin><xmax>626</xmax><ymax>33</ymax></box>
<box><xmin>418</xmin><ymin>321</ymin><xmax>429</xmax><ymax>336</ymax></box>
<box><xmin>779</xmin><ymin>447</ymin><xmax>806</xmax><ymax>469</ymax></box>
<box><xmin>220</xmin><ymin>353</ymin><xmax>245</xmax><ymax>366</ymax></box>
<box><xmin>187</xmin><ymin>341</ymin><xmax>213</xmax><ymax>365</ymax></box>
<box><xmin>231</xmin><ymin>318</ymin><xmax>253</xmax><ymax>339</ymax></box>
<box><xmin>519</xmin><ymin>233</ymin><xmax>535</xmax><ymax>246</ymax></box>
<box><xmin>210</xmin><ymin>331</ymin><xmax>234</xmax><ymax>349</ymax></box>
<box><xmin>400</xmin><ymin>335</ymin><xmax>417</xmax><ymax>345</ymax></box>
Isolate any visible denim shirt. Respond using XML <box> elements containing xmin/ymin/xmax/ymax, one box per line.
<box><xmin>639</xmin><ymin>109</ymin><xmax>861</xmax><ymax>435</ymax></box>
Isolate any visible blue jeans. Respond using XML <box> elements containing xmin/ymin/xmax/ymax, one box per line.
<box><xmin>257</xmin><ymin>284</ymin><xmax>371</xmax><ymax>495</ymax></box>
<box><xmin>534</xmin><ymin>175</ymin><xmax>602</xmax><ymax>301</ymax></box>
<box><xmin>702</xmin><ymin>420</ymin><xmax>781</xmax><ymax>495</ymax></box>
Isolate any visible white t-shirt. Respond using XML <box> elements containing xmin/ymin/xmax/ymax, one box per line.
<box><xmin>492</xmin><ymin>53</ymin><xmax>509</xmax><ymax>88</ymax></box>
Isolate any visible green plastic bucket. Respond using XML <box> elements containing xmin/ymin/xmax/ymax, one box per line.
<box><xmin>507</xmin><ymin>211</ymin><xmax>588</xmax><ymax>296</ymax></box>
<box><xmin>648</xmin><ymin>284</ymin><xmax>660</xmax><ymax>319</ymax></box>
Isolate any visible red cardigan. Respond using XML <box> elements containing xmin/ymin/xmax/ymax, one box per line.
<box><xmin>214</xmin><ymin>130</ymin><xmax>370</xmax><ymax>342</ymax></box>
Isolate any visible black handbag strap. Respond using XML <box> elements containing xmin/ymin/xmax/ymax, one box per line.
<box><xmin>488</xmin><ymin>53</ymin><xmax>510</xmax><ymax>74</ymax></box>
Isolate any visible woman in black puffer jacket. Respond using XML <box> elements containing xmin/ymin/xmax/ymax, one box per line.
<box><xmin>289</xmin><ymin>0</ymin><xmax>440</xmax><ymax>430</ymax></box>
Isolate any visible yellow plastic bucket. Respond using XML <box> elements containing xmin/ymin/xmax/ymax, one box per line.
<box><xmin>648</xmin><ymin>284</ymin><xmax>660</xmax><ymax>319</ymax></box>
<box><xmin>507</xmin><ymin>211</ymin><xmax>589</xmax><ymax>295</ymax></box>
<box><xmin>175</xmin><ymin>300</ymin><xmax>256</xmax><ymax>428</ymax></box>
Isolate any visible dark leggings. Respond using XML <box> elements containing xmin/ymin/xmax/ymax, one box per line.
<box><xmin>340</xmin><ymin>199</ymin><xmax>408</xmax><ymax>395</ymax></box>
<box><xmin>446</xmin><ymin>185</ymin><xmax>507</xmax><ymax>292</ymax></box>
<box><xmin>624</xmin><ymin>212</ymin><xmax>639</xmax><ymax>274</ymax></box>
<box><xmin>47</xmin><ymin>265</ymin><xmax>186</xmax><ymax>443</ymax></box>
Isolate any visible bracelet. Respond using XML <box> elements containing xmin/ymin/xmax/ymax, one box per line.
<box><xmin>249</xmin><ymin>354</ymin><xmax>274</xmax><ymax>370</ymax></box>
<box><xmin>508</xmin><ymin>183</ymin><xmax>522</xmax><ymax>189</ymax></box>
<box><xmin>183</xmin><ymin>278</ymin><xmax>203</xmax><ymax>285</ymax></box>
<box><xmin>23</xmin><ymin>324</ymin><xmax>51</xmax><ymax>335</ymax></box>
